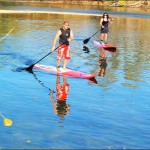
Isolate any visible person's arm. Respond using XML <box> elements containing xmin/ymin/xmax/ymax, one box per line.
<box><xmin>51</xmin><ymin>30</ymin><xmax>61</xmax><ymax>52</ymax></box>
<box><xmin>109</xmin><ymin>18</ymin><xmax>114</xmax><ymax>23</ymax></box>
<box><xmin>100</xmin><ymin>18</ymin><xmax>104</xmax><ymax>28</ymax></box>
<box><xmin>50</xmin><ymin>90</ymin><xmax>55</xmax><ymax>103</ymax></box>
<box><xmin>50</xmin><ymin>90</ymin><xmax>58</xmax><ymax>114</ymax></box>
<box><xmin>68</xmin><ymin>29</ymin><xmax>74</xmax><ymax>42</ymax></box>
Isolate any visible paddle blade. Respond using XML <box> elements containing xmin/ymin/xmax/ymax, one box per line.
<box><xmin>4</xmin><ymin>118</ymin><xmax>13</xmax><ymax>126</ymax></box>
<box><xmin>83</xmin><ymin>38</ymin><xmax>90</xmax><ymax>44</ymax></box>
<box><xmin>25</xmin><ymin>64</ymin><xmax>34</xmax><ymax>73</ymax></box>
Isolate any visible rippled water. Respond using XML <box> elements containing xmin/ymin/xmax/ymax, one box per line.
<box><xmin>0</xmin><ymin>3</ymin><xmax>150</xmax><ymax>149</ymax></box>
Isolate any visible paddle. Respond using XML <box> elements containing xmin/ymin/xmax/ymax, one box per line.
<box><xmin>83</xmin><ymin>23</ymin><xmax>109</xmax><ymax>44</ymax></box>
<box><xmin>26</xmin><ymin>43</ymin><xmax>66</xmax><ymax>72</ymax></box>
<box><xmin>0</xmin><ymin>26</ymin><xmax>15</xmax><ymax>42</ymax></box>
<box><xmin>83</xmin><ymin>29</ymin><xmax>101</xmax><ymax>44</ymax></box>
<box><xmin>26</xmin><ymin>51</ymin><xmax>53</xmax><ymax>72</ymax></box>
<box><xmin>0</xmin><ymin>113</ymin><xmax>13</xmax><ymax>127</ymax></box>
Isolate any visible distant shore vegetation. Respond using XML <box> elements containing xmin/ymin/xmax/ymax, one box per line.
<box><xmin>0</xmin><ymin>0</ymin><xmax>149</xmax><ymax>8</ymax></box>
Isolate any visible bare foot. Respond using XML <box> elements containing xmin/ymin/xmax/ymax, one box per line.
<box><xmin>57</xmin><ymin>70</ymin><xmax>61</xmax><ymax>73</ymax></box>
<box><xmin>63</xmin><ymin>67</ymin><xmax>68</xmax><ymax>71</ymax></box>
<box><xmin>57</xmin><ymin>68</ymin><xmax>61</xmax><ymax>73</ymax></box>
<box><xmin>57</xmin><ymin>66</ymin><xmax>61</xmax><ymax>73</ymax></box>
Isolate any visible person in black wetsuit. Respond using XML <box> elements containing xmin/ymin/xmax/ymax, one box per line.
<box><xmin>100</xmin><ymin>12</ymin><xmax>113</xmax><ymax>44</ymax></box>
<box><xmin>52</xmin><ymin>21</ymin><xmax>74</xmax><ymax>72</ymax></box>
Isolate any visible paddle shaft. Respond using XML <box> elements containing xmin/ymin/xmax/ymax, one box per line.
<box><xmin>0</xmin><ymin>26</ymin><xmax>15</xmax><ymax>42</ymax></box>
<box><xmin>30</xmin><ymin>43</ymin><xmax>67</xmax><ymax>67</ymax></box>
<box><xmin>89</xmin><ymin>29</ymin><xmax>101</xmax><ymax>39</ymax></box>
<box><xmin>0</xmin><ymin>113</ymin><xmax>4</xmax><ymax>118</ymax></box>
<box><xmin>92</xmin><ymin>22</ymin><xmax>109</xmax><ymax>38</ymax></box>
<box><xmin>32</xmin><ymin>51</ymin><xmax>52</xmax><ymax>66</ymax></box>
<box><xmin>26</xmin><ymin>41</ymin><xmax>70</xmax><ymax>71</ymax></box>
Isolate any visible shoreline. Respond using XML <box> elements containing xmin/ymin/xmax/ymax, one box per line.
<box><xmin>0</xmin><ymin>10</ymin><xmax>101</xmax><ymax>17</ymax></box>
<box><xmin>0</xmin><ymin>10</ymin><xmax>149</xmax><ymax>19</ymax></box>
<box><xmin>0</xmin><ymin>0</ymin><xmax>103</xmax><ymax>6</ymax></box>
<box><xmin>0</xmin><ymin>0</ymin><xmax>149</xmax><ymax>8</ymax></box>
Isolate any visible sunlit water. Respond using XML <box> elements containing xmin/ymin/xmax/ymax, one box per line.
<box><xmin>0</xmin><ymin>3</ymin><xmax>150</xmax><ymax>149</ymax></box>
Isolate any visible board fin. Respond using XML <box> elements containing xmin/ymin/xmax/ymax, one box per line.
<box><xmin>88</xmin><ymin>77</ymin><xmax>97</xmax><ymax>84</ymax></box>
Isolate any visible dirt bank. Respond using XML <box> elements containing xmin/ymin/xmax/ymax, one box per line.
<box><xmin>0</xmin><ymin>0</ymin><xmax>149</xmax><ymax>8</ymax></box>
<box><xmin>1</xmin><ymin>0</ymin><xmax>103</xmax><ymax>5</ymax></box>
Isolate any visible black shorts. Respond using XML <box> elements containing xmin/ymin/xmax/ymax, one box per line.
<box><xmin>101</xmin><ymin>26</ymin><xmax>109</xmax><ymax>33</ymax></box>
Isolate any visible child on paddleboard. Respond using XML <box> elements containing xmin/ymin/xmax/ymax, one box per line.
<box><xmin>51</xmin><ymin>21</ymin><xmax>74</xmax><ymax>72</ymax></box>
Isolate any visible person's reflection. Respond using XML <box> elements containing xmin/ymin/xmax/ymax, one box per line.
<box><xmin>98</xmin><ymin>48</ymin><xmax>107</xmax><ymax>77</ymax></box>
<box><xmin>50</xmin><ymin>75</ymin><xmax>70</xmax><ymax>119</ymax></box>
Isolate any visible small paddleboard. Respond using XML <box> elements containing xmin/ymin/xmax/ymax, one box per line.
<box><xmin>34</xmin><ymin>64</ymin><xmax>97</xmax><ymax>80</ymax></box>
<box><xmin>94</xmin><ymin>41</ymin><xmax>116</xmax><ymax>52</ymax></box>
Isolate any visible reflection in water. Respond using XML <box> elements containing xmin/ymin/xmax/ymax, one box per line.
<box><xmin>28</xmin><ymin>69</ymin><xmax>53</xmax><ymax>91</ymax></box>
<box><xmin>98</xmin><ymin>48</ymin><xmax>107</xmax><ymax>77</ymax></box>
<box><xmin>27</xmin><ymin>68</ymin><xmax>70</xmax><ymax>127</ymax></box>
<box><xmin>83</xmin><ymin>46</ymin><xmax>90</xmax><ymax>53</ymax></box>
<box><xmin>27</xmin><ymin>69</ymin><xmax>68</xmax><ymax>127</ymax></box>
<box><xmin>50</xmin><ymin>75</ymin><xmax>70</xmax><ymax>122</ymax></box>
<box><xmin>50</xmin><ymin>76</ymin><xmax>70</xmax><ymax>117</ymax></box>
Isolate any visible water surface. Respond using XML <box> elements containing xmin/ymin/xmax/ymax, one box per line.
<box><xmin>0</xmin><ymin>5</ymin><xmax>150</xmax><ymax>149</ymax></box>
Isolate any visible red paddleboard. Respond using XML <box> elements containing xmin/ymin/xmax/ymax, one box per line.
<box><xmin>94</xmin><ymin>41</ymin><xmax>116</xmax><ymax>52</ymax></box>
<box><xmin>34</xmin><ymin>64</ymin><xmax>97</xmax><ymax>80</ymax></box>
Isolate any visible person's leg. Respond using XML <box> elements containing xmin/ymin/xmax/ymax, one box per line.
<box><xmin>63</xmin><ymin>59</ymin><xmax>68</xmax><ymax>70</ymax></box>
<box><xmin>57</xmin><ymin>45</ymin><xmax>63</xmax><ymax>72</ymax></box>
<box><xmin>100</xmin><ymin>33</ymin><xmax>104</xmax><ymax>42</ymax></box>
<box><xmin>57</xmin><ymin>59</ymin><xmax>61</xmax><ymax>72</ymax></box>
<box><xmin>63</xmin><ymin>46</ymin><xmax>70</xmax><ymax>70</ymax></box>
<box><xmin>104</xmin><ymin>33</ymin><xmax>108</xmax><ymax>44</ymax></box>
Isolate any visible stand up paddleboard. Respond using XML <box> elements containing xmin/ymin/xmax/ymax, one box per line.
<box><xmin>33</xmin><ymin>64</ymin><xmax>97</xmax><ymax>83</ymax></box>
<box><xmin>94</xmin><ymin>41</ymin><xmax>116</xmax><ymax>52</ymax></box>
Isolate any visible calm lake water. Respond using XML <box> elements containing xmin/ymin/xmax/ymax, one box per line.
<box><xmin>0</xmin><ymin>2</ymin><xmax>150</xmax><ymax>149</ymax></box>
